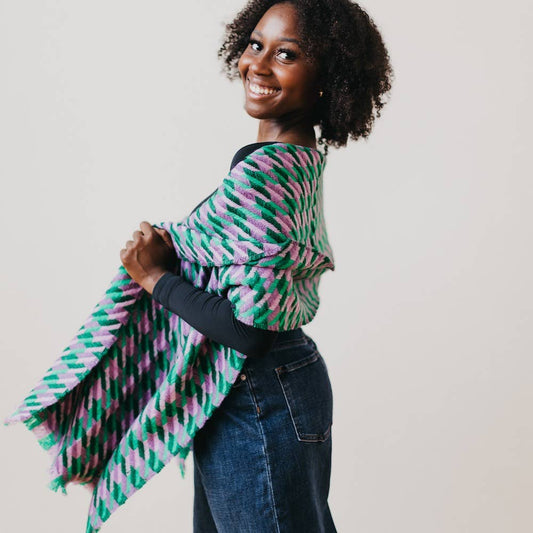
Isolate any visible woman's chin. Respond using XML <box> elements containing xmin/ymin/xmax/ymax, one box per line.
<box><xmin>242</xmin><ymin>101</ymin><xmax>279</xmax><ymax>120</ymax></box>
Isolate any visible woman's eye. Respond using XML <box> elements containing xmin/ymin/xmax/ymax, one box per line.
<box><xmin>247</xmin><ymin>39</ymin><xmax>296</xmax><ymax>61</ymax></box>
<box><xmin>249</xmin><ymin>39</ymin><xmax>261</xmax><ymax>51</ymax></box>
<box><xmin>278</xmin><ymin>49</ymin><xmax>296</xmax><ymax>61</ymax></box>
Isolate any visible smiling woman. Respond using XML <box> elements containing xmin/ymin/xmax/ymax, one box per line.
<box><xmin>183</xmin><ymin>1</ymin><xmax>392</xmax><ymax>532</ymax></box>
<box><xmin>4</xmin><ymin>1</ymin><xmax>393</xmax><ymax>532</ymax></box>
<box><xmin>219</xmin><ymin>0</ymin><xmax>394</xmax><ymax>152</ymax></box>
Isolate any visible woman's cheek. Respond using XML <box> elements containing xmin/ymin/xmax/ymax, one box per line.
<box><xmin>237</xmin><ymin>54</ymin><xmax>247</xmax><ymax>76</ymax></box>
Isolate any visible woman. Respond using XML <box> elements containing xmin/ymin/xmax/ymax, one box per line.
<box><xmin>120</xmin><ymin>1</ymin><xmax>393</xmax><ymax>531</ymax></box>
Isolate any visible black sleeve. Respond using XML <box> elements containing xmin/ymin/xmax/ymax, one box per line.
<box><xmin>152</xmin><ymin>272</ymin><xmax>279</xmax><ymax>358</ymax></box>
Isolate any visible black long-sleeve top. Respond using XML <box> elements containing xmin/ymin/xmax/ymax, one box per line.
<box><xmin>152</xmin><ymin>142</ymin><xmax>280</xmax><ymax>358</ymax></box>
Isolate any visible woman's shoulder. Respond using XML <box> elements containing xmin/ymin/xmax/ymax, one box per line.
<box><xmin>230</xmin><ymin>141</ymin><xmax>276</xmax><ymax>171</ymax></box>
<box><xmin>230</xmin><ymin>141</ymin><xmax>325</xmax><ymax>172</ymax></box>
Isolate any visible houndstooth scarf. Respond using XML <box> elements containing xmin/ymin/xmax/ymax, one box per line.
<box><xmin>4</xmin><ymin>142</ymin><xmax>335</xmax><ymax>532</ymax></box>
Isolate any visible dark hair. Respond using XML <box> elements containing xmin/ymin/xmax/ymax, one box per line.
<box><xmin>217</xmin><ymin>0</ymin><xmax>394</xmax><ymax>154</ymax></box>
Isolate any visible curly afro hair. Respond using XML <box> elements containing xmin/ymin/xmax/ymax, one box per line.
<box><xmin>217</xmin><ymin>0</ymin><xmax>394</xmax><ymax>154</ymax></box>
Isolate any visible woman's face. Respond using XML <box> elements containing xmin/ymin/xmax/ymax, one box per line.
<box><xmin>237</xmin><ymin>2</ymin><xmax>320</xmax><ymax>121</ymax></box>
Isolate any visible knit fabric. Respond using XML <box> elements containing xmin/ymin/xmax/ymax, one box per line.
<box><xmin>4</xmin><ymin>142</ymin><xmax>335</xmax><ymax>532</ymax></box>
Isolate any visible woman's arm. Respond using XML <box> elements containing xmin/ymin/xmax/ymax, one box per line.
<box><xmin>152</xmin><ymin>272</ymin><xmax>278</xmax><ymax>358</ymax></box>
<box><xmin>121</xmin><ymin>143</ymin><xmax>282</xmax><ymax>357</ymax></box>
<box><xmin>119</xmin><ymin>222</ymin><xmax>278</xmax><ymax>358</ymax></box>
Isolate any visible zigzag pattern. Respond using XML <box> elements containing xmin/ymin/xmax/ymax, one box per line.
<box><xmin>4</xmin><ymin>142</ymin><xmax>335</xmax><ymax>532</ymax></box>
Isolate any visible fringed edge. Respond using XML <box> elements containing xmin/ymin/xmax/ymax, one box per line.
<box><xmin>48</xmin><ymin>476</ymin><xmax>67</xmax><ymax>494</ymax></box>
<box><xmin>15</xmin><ymin>413</ymin><xmax>74</xmax><ymax>496</ymax></box>
<box><xmin>176</xmin><ymin>445</ymin><xmax>191</xmax><ymax>479</ymax></box>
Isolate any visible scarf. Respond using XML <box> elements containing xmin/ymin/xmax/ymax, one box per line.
<box><xmin>4</xmin><ymin>142</ymin><xmax>335</xmax><ymax>532</ymax></box>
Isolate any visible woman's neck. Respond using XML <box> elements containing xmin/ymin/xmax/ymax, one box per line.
<box><xmin>256</xmin><ymin>119</ymin><xmax>317</xmax><ymax>150</ymax></box>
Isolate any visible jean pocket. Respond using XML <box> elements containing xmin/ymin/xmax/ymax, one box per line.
<box><xmin>275</xmin><ymin>351</ymin><xmax>333</xmax><ymax>442</ymax></box>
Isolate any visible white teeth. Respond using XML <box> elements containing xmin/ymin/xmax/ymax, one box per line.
<box><xmin>249</xmin><ymin>82</ymin><xmax>279</xmax><ymax>95</ymax></box>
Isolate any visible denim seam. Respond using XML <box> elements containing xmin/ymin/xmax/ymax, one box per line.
<box><xmin>246</xmin><ymin>370</ymin><xmax>282</xmax><ymax>533</ymax></box>
<box><xmin>192</xmin><ymin>448</ymin><xmax>220</xmax><ymax>530</ymax></box>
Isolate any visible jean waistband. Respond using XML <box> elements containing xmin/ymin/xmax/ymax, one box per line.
<box><xmin>240</xmin><ymin>327</ymin><xmax>311</xmax><ymax>371</ymax></box>
<box><xmin>270</xmin><ymin>327</ymin><xmax>307</xmax><ymax>348</ymax></box>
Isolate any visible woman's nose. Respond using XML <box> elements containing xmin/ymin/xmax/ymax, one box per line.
<box><xmin>249</xmin><ymin>54</ymin><xmax>272</xmax><ymax>76</ymax></box>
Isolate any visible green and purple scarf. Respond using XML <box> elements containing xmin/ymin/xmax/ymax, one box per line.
<box><xmin>4</xmin><ymin>142</ymin><xmax>335</xmax><ymax>532</ymax></box>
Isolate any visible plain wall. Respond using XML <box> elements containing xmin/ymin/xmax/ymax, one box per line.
<box><xmin>1</xmin><ymin>1</ymin><xmax>531</xmax><ymax>531</ymax></box>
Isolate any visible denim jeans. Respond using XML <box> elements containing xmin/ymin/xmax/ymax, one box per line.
<box><xmin>191</xmin><ymin>327</ymin><xmax>337</xmax><ymax>533</ymax></box>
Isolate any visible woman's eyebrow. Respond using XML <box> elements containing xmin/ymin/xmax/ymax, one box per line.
<box><xmin>251</xmin><ymin>29</ymin><xmax>301</xmax><ymax>45</ymax></box>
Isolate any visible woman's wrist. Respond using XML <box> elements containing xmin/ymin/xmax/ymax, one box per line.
<box><xmin>143</xmin><ymin>269</ymin><xmax>172</xmax><ymax>295</ymax></box>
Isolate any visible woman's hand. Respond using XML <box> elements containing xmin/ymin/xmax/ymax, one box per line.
<box><xmin>120</xmin><ymin>221</ymin><xmax>179</xmax><ymax>294</ymax></box>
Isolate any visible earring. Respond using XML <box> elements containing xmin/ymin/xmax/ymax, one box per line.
<box><xmin>319</xmin><ymin>90</ymin><xmax>324</xmax><ymax>97</ymax></box>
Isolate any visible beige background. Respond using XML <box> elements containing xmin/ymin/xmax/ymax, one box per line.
<box><xmin>1</xmin><ymin>1</ymin><xmax>531</xmax><ymax>531</ymax></box>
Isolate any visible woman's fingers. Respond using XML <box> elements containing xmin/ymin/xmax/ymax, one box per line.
<box><xmin>119</xmin><ymin>221</ymin><xmax>179</xmax><ymax>281</ymax></box>
<box><xmin>139</xmin><ymin>221</ymin><xmax>154</xmax><ymax>237</ymax></box>
<box><xmin>121</xmin><ymin>221</ymin><xmax>175</xmax><ymax>259</ymax></box>
<box><xmin>119</xmin><ymin>240</ymin><xmax>134</xmax><ymax>262</ymax></box>
<box><xmin>154</xmin><ymin>228</ymin><xmax>174</xmax><ymax>249</ymax></box>
<box><xmin>120</xmin><ymin>240</ymin><xmax>134</xmax><ymax>256</ymax></box>
<box><xmin>135</xmin><ymin>222</ymin><xmax>173</xmax><ymax>249</ymax></box>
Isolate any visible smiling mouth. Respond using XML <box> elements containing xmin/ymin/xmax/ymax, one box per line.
<box><xmin>247</xmin><ymin>78</ymin><xmax>281</xmax><ymax>97</ymax></box>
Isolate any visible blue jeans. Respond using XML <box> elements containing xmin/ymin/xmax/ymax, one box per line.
<box><xmin>192</xmin><ymin>327</ymin><xmax>337</xmax><ymax>532</ymax></box>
